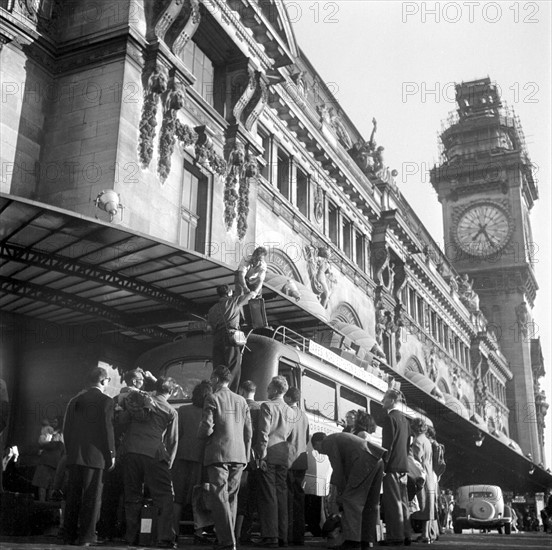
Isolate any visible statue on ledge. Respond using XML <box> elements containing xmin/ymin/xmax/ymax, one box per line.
<box><xmin>457</xmin><ymin>273</ymin><xmax>480</xmax><ymax>312</ymax></box>
<box><xmin>348</xmin><ymin>117</ymin><xmax>388</xmax><ymax>178</ymax></box>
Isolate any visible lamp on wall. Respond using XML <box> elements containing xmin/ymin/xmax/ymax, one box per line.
<box><xmin>529</xmin><ymin>464</ymin><xmax>535</xmax><ymax>475</ymax></box>
<box><xmin>94</xmin><ymin>190</ymin><xmax>124</xmax><ymax>222</ymax></box>
<box><xmin>474</xmin><ymin>431</ymin><xmax>485</xmax><ymax>447</ymax></box>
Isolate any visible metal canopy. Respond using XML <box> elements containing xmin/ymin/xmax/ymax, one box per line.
<box><xmin>0</xmin><ymin>194</ymin><xmax>332</xmax><ymax>342</ymax></box>
<box><xmin>383</xmin><ymin>364</ymin><xmax>552</xmax><ymax>492</ymax></box>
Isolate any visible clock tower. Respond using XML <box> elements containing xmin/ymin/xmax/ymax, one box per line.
<box><xmin>430</xmin><ymin>78</ymin><xmax>547</xmax><ymax>464</ymax></box>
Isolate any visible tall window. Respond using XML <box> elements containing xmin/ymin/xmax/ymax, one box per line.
<box><xmin>408</xmin><ymin>288</ymin><xmax>417</xmax><ymax>318</ymax></box>
<box><xmin>277</xmin><ymin>149</ymin><xmax>290</xmax><ymax>199</ymax></box>
<box><xmin>342</xmin><ymin>218</ymin><xmax>352</xmax><ymax>259</ymax></box>
<box><xmin>296</xmin><ymin>168</ymin><xmax>309</xmax><ymax>216</ymax></box>
<box><xmin>416</xmin><ymin>297</ymin><xmax>424</xmax><ymax>326</ymax></box>
<box><xmin>181</xmin><ymin>40</ymin><xmax>215</xmax><ymax>106</ymax></box>
<box><xmin>355</xmin><ymin>231</ymin><xmax>365</xmax><ymax>270</ymax></box>
<box><xmin>328</xmin><ymin>202</ymin><xmax>338</xmax><ymax>245</ymax></box>
<box><xmin>258</xmin><ymin>126</ymin><xmax>271</xmax><ymax>180</ymax></box>
<box><xmin>180</xmin><ymin>165</ymin><xmax>209</xmax><ymax>253</ymax></box>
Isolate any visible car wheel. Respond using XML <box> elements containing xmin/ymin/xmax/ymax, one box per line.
<box><xmin>504</xmin><ymin>523</ymin><xmax>511</xmax><ymax>535</ymax></box>
<box><xmin>453</xmin><ymin>523</ymin><xmax>462</xmax><ymax>534</ymax></box>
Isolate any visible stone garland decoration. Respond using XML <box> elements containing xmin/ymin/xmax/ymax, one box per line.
<box><xmin>158</xmin><ymin>83</ymin><xmax>186</xmax><ymax>182</ymax></box>
<box><xmin>224</xmin><ymin>143</ymin><xmax>244</xmax><ymax>231</ymax></box>
<box><xmin>236</xmin><ymin>153</ymin><xmax>259</xmax><ymax>240</ymax></box>
<box><xmin>138</xmin><ymin>67</ymin><xmax>169</xmax><ymax>169</ymax></box>
<box><xmin>174</xmin><ymin>120</ymin><xmax>197</xmax><ymax>148</ymax></box>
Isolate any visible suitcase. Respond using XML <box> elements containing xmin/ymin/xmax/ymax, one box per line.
<box><xmin>138</xmin><ymin>501</ymin><xmax>158</xmax><ymax>547</ymax></box>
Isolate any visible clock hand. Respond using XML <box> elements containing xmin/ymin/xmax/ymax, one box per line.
<box><xmin>472</xmin><ymin>226</ymin><xmax>486</xmax><ymax>241</ymax></box>
<box><xmin>482</xmin><ymin>229</ymin><xmax>497</xmax><ymax>248</ymax></box>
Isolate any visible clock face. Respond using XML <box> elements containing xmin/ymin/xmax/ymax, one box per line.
<box><xmin>456</xmin><ymin>203</ymin><xmax>512</xmax><ymax>257</ymax></box>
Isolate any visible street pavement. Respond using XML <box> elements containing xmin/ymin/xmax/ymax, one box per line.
<box><xmin>0</xmin><ymin>532</ymin><xmax>551</xmax><ymax>550</ymax></box>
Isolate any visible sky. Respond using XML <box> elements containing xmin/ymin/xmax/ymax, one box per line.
<box><xmin>287</xmin><ymin>0</ymin><xmax>552</xmax><ymax>467</ymax></box>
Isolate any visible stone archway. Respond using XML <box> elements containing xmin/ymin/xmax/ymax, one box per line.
<box><xmin>266</xmin><ymin>248</ymin><xmax>303</xmax><ymax>283</ymax></box>
<box><xmin>461</xmin><ymin>396</ymin><xmax>472</xmax><ymax>414</ymax></box>
<box><xmin>405</xmin><ymin>356</ymin><xmax>425</xmax><ymax>375</ymax></box>
<box><xmin>331</xmin><ymin>302</ymin><xmax>362</xmax><ymax>328</ymax></box>
<box><xmin>437</xmin><ymin>378</ymin><xmax>450</xmax><ymax>395</ymax></box>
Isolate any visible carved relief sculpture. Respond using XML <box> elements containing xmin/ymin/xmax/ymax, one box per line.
<box><xmin>328</xmin><ymin>108</ymin><xmax>353</xmax><ymax>149</ymax></box>
<box><xmin>425</xmin><ymin>346</ymin><xmax>438</xmax><ymax>381</ymax></box>
<box><xmin>281</xmin><ymin>278</ymin><xmax>301</xmax><ymax>302</ymax></box>
<box><xmin>172</xmin><ymin>0</ymin><xmax>201</xmax><ymax>57</ymax></box>
<box><xmin>138</xmin><ymin>65</ymin><xmax>169</xmax><ymax>169</ymax></box>
<box><xmin>313</xmin><ymin>183</ymin><xmax>324</xmax><ymax>224</ymax></box>
<box><xmin>515</xmin><ymin>301</ymin><xmax>529</xmax><ymax>337</ymax></box>
<box><xmin>305</xmin><ymin>245</ymin><xmax>336</xmax><ymax>309</ymax></box>
<box><xmin>451</xmin><ymin>367</ymin><xmax>462</xmax><ymax>399</ymax></box>
<box><xmin>245</xmin><ymin>76</ymin><xmax>268</xmax><ymax>131</ymax></box>
<box><xmin>233</xmin><ymin>70</ymin><xmax>258</xmax><ymax>124</ymax></box>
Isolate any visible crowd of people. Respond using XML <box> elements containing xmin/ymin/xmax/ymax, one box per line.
<box><xmin>48</xmin><ymin>361</ymin><xmax>463</xmax><ymax>550</ymax></box>
<box><xmin>53</xmin><ymin>365</ymin><xmax>313</xmax><ymax>549</ymax></box>
<box><xmin>4</xmin><ymin>365</ymin><xmax>551</xmax><ymax>548</ymax></box>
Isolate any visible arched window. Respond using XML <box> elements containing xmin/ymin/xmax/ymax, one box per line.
<box><xmin>265</xmin><ymin>248</ymin><xmax>303</xmax><ymax>283</ymax></box>
<box><xmin>331</xmin><ymin>303</ymin><xmax>362</xmax><ymax>328</ymax></box>
<box><xmin>405</xmin><ymin>356</ymin><xmax>425</xmax><ymax>375</ymax></box>
<box><xmin>437</xmin><ymin>378</ymin><xmax>450</xmax><ymax>395</ymax></box>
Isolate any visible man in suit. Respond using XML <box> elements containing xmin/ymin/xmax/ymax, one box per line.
<box><xmin>311</xmin><ymin>432</ymin><xmax>386</xmax><ymax>550</ymax></box>
<box><xmin>207</xmin><ymin>285</ymin><xmax>255</xmax><ymax>392</ymax></box>
<box><xmin>62</xmin><ymin>367</ymin><xmax>115</xmax><ymax>546</ymax></box>
<box><xmin>198</xmin><ymin>366</ymin><xmax>252</xmax><ymax>550</ymax></box>
<box><xmin>236</xmin><ymin>380</ymin><xmax>261</xmax><ymax>543</ymax></box>
<box><xmin>284</xmin><ymin>387</ymin><xmax>309</xmax><ymax>546</ymax></box>
<box><xmin>380</xmin><ymin>389</ymin><xmax>412</xmax><ymax>546</ymax></box>
<box><xmin>255</xmin><ymin>376</ymin><xmax>296</xmax><ymax>547</ymax></box>
<box><xmin>119</xmin><ymin>377</ymin><xmax>179</xmax><ymax>548</ymax></box>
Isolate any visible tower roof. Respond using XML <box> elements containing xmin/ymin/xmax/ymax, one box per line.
<box><xmin>455</xmin><ymin>77</ymin><xmax>502</xmax><ymax>119</ymax></box>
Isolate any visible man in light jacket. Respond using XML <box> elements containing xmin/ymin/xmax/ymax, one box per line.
<box><xmin>198</xmin><ymin>365</ymin><xmax>252</xmax><ymax>550</ymax></box>
<box><xmin>255</xmin><ymin>376</ymin><xmax>296</xmax><ymax>547</ymax></box>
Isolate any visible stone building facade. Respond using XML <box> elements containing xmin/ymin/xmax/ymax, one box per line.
<box><xmin>0</xmin><ymin>1</ymin><xmax>548</xmax><ymax>476</ymax></box>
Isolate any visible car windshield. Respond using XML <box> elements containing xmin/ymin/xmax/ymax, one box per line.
<box><xmin>469</xmin><ymin>491</ymin><xmax>494</xmax><ymax>498</ymax></box>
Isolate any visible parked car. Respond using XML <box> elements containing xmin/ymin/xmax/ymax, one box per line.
<box><xmin>452</xmin><ymin>485</ymin><xmax>512</xmax><ymax>534</ymax></box>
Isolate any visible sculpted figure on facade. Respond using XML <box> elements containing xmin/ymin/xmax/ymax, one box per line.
<box><xmin>375</xmin><ymin>303</ymin><xmax>387</xmax><ymax>346</ymax></box>
<box><xmin>451</xmin><ymin>367</ymin><xmax>462</xmax><ymax>399</ymax></box>
<box><xmin>425</xmin><ymin>346</ymin><xmax>438</xmax><ymax>381</ymax></box>
<box><xmin>448</xmin><ymin>275</ymin><xmax>459</xmax><ymax>293</ymax></box>
<box><xmin>281</xmin><ymin>278</ymin><xmax>301</xmax><ymax>302</ymax></box>
<box><xmin>328</xmin><ymin>108</ymin><xmax>353</xmax><ymax>149</ymax></box>
<box><xmin>313</xmin><ymin>183</ymin><xmax>324</xmax><ymax>224</ymax></box>
<box><xmin>457</xmin><ymin>273</ymin><xmax>480</xmax><ymax>312</ymax></box>
<box><xmin>316</xmin><ymin>103</ymin><xmax>331</xmax><ymax>125</ymax></box>
<box><xmin>305</xmin><ymin>245</ymin><xmax>336</xmax><ymax>309</ymax></box>
<box><xmin>515</xmin><ymin>301</ymin><xmax>529</xmax><ymax>336</ymax></box>
<box><xmin>295</xmin><ymin>70</ymin><xmax>307</xmax><ymax>97</ymax></box>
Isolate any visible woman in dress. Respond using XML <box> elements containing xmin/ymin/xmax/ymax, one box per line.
<box><xmin>32</xmin><ymin>416</ymin><xmax>65</xmax><ymax>501</ymax></box>
<box><xmin>410</xmin><ymin>418</ymin><xmax>436</xmax><ymax>543</ymax></box>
